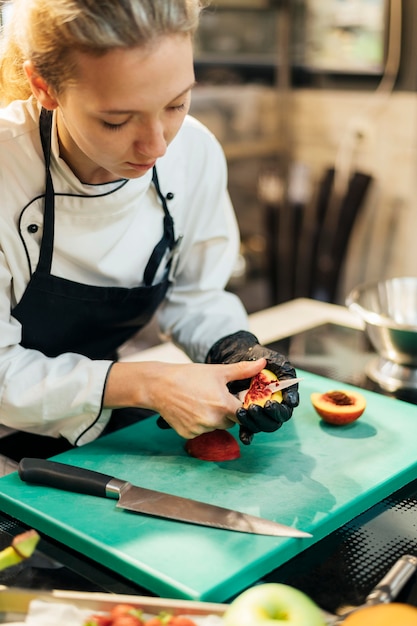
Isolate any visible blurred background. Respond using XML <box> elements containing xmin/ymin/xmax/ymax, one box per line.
<box><xmin>1</xmin><ymin>0</ymin><xmax>415</xmax><ymax>315</ymax></box>
<box><xmin>190</xmin><ymin>0</ymin><xmax>417</xmax><ymax>313</ymax></box>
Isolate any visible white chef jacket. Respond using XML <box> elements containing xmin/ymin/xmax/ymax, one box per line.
<box><xmin>0</xmin><ymin>97</ymin><xmax>249</xmax><ymax>444</ymax></box>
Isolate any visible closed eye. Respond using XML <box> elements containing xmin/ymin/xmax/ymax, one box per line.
<box><xmin>170</xmin><ymin>103</ymin><xmax>186</xmax><ymax>112</ymax></box>
<box><xmin>102</xmin><ymin>120</ymin><xmax>128</xmax><ymax>131</ymax></box>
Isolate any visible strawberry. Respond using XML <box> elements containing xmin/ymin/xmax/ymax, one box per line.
<box><xmin>144</xmin><ymin>615</ymin><xmax>197</xmax><ymax>626</ymax></box>
<box><xmin>110</xmin><ymin>605</ymin><xmax>142</xmax><ymax>619</ymax></box>
<box><xmin>185</xmin><ymin>429</ymin><xmax>240</xmax><ymax>461</ymax></box>
<box><xmin>111</xmin><ymin>604</ymin><xmax>144</xmax><ymax>626</ymax></box>
<box><xmin>112</xmin><ymin>617</ymin><xmax>144</xmax><ymax>626</ymax></box>
<box><xmin>84</xmin><ymin>616</ymin><xmax>113</xmax><ymax>626</ymax></box>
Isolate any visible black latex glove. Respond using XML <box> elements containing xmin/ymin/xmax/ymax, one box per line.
<box><xmin>206</xmin><ymin>330</ymin><xmax>299</xmax><ymax>445</ymax></box>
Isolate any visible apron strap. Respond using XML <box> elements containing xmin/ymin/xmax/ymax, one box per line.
<box><xmin>38</xmin><ymin>110</ymin><xmax>177</xmax><ymax>286</ymax></box>
<box><xmin>143</xmin><ymin>167</ymin><xmax>176</xmax><ymax>286</ymax></box>
<box><xmin>37</xmin><ymin>108</ymin><xmax>56</xmax><ymax>275</ymax></box>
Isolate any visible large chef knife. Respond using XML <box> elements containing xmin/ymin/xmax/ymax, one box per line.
<box><xmin>18</xmin><ymin>458</ymin><xmax>311</xmax><ymax>538</ymax></box>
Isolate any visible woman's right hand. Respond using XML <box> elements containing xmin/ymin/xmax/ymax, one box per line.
<box><xmin>104</xmin><ymin>358</ymin><xmax>266</xmax><ymax>439</ymax></box>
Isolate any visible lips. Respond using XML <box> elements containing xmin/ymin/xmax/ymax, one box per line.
<box><xmin>127</xmin><ymin>161</ymin><xmax>155</xmax><ymax>172</ymax></box>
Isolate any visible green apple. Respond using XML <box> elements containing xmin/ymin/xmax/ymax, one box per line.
<box><xmin>223</xmin><ymin>583</ymin><xmax>326</xmax><ymax>626</ymax></box>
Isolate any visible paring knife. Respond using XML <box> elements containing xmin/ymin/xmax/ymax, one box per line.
<box><xmin>265</xmin><ymin>377</ymin><xmax>303</xmax><ymax>393</ymax></box>
<box><xmin>18</xmin><ymin>458</ymin><xmax>311</xmax><ymax>538</ymax></box>
<box><xmin>237</xmin><ymin>377</ymin><xmax>303</xmax><ymax>402</ymax></box>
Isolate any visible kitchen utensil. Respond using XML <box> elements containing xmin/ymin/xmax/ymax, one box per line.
<box><xmin>323</xmin><ymin>554</ymin><xmax>417</xmax><ymax>625</ymax></box>
<box><xmin>312</xmin><ymin>169</ymin><xmax>372</xmax><ymax>304</ymax></box>
<box><xmin>265</xmin><ymin>377</ymin><xmax>303</xmax><ymax>393</ymax></box>
<box><xmin>236</xmin><ymin>377</ymin><xmax>303</xmax><ymax>402</ymax></box>
<box><xmin>346</xmin><ymin>276</ymin><xmax>417</xmax><ymax>390</ymax></box>
<box><xmin>18</xmin><ymin>458</ymin><xmax>311</xmax><ymax>538</ymax></box>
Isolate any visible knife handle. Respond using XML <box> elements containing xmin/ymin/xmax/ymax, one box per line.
<box><xmin>18</xmin><ymin>458</ymin><xmax>116</xmax><ymax>499</ymax></box>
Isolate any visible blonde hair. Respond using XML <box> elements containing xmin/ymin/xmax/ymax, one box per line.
<box><xmin>0</xmin><ymin>0</ymin><xmax>203</xmax><ymax>104</ymax></box>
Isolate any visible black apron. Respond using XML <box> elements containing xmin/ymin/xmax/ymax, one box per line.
<box><xmin>8</xmin><ymin>109</ymin><xmax>180</xmax><ymax>456</ymax></box>
<box><xmin>12</xmin><ymin>108</ymin><xmax>180</xmax><ymax>360</ymax></box>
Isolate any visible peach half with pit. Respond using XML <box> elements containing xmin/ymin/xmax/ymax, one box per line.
<box><xmin>243</xmin><ymin>369</ymin><xmax>283</xmax><ymax>409</ymax></box>
<box><xmin>311</xmin><ymin>390</ymin><xmax>366</xmax><ymax>425</ymax></box>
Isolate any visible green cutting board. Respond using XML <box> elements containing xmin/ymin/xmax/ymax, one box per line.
<box><xmin>0</xmin><ymin>370</ymin><xmax>416</xmax><ymax>602</ymax></box>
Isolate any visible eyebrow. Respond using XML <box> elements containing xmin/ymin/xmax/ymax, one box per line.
<box><xmin>98</xmin><ymin>81</ymin><xmax>197</xmax><ymax>115</ymax></box>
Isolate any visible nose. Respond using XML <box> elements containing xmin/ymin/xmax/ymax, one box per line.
<box><xmin>133</xmin><ymin>119</ymin><xmax>167</xmax><ymax>160</ymax></box>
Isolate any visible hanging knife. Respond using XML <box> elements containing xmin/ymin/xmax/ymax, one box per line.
<box><xmin>18</xmin><ymin>458</ymin><xmax>311</xmax><ymax>538</ymax></box>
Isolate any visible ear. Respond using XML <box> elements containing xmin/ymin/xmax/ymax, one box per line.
<box><xmin>23</xmin><ymin>61</ymin><xmax>59</xmax><ymax>110</ymax></box>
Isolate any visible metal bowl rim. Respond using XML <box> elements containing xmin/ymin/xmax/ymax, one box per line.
<box><xmin>346</xmin><ymin>276</ymin><xmax>417</xmax><ymax>332</ymax></box>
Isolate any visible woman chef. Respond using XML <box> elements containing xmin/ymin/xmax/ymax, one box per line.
<box><xmin>0</xmin><ymin>0</ymin><xmax>299</xmax><ymax>456</ymax></box>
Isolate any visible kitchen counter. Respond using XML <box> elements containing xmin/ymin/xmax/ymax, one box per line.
<box><xmin>1</xmin><ymin>297</ymin><xmax>417</xmax><ymax>612</ymax></box>
<box><xmin>120</xmin><ymin>297</ymin><xmax>363</xmax><ymax>364</ymax></box>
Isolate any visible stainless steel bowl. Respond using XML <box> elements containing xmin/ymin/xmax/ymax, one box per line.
<box><xmin>346</xmin><ymin>277</ymin><xmax>417</xmax><ymax>390</ymax></box>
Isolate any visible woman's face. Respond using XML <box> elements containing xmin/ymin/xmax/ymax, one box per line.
<box><xmin>54</xmin><ymin>34</ymin><xmax>195</xmax><ymax>184</ymax></box>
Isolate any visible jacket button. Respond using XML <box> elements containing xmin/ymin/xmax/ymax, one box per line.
<box><xmin>166</xmin><ymin>192</ymin><xmax>174</xmax><ymax>200</ymax></box>
<box><xmin>27</xmin><ymin>224</ymin><xmax>39</xmax><ymax>233</ymax></box>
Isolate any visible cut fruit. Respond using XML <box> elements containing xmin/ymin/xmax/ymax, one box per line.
<box><xmin>243</xmin><ymin>369</ymin><xmax>283</xmax><ymax>409</ymax></box>
<box><xmin>185</xmin><ymin>429</ymin><xmax>240</xmax><ymax>461</ymax></box>
<box><xmin>311</xmin><ymin>390</ymin><xmax>366</xmax><ymax>425</ymax></box>
<box><xmin>0</xmin><ymin>529</ymin><xmax>40</xmax><ymax>571</ymax></box>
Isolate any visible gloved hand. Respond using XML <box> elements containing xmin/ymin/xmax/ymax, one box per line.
<box><xmin>206</xmin><ymin>330</ymin><xmax>299</xmax><ymax>445</ymax></box>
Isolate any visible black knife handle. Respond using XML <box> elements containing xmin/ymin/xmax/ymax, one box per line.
<box><xmin>18</xmin><ymin>458</ymin><xmax>114</xmax><ymax>498</ymax></box>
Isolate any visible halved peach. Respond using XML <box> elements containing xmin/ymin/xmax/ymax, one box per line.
<box><xmin>243</xmin><ymin>369</ymin><xmax>283</xmax><ymax>409</ymax></box>
<box><xmin>311</xmin><ymin>389</ymin><xmax>366</xmax><ymax>425</ymax></box>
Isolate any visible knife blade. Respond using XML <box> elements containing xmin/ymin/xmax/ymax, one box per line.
<box><xmin>236</xmin><ymin>377</ymin><xmax>303</xmax><ymax>402</ymax></box>
<box><xmin>265</xmin><ymin>377</ymin><xmax>304</xmax><ymax>393</ymax></box>
<box><xmin>18</xmin><ymin>458</ymin><xmax>312</xmax><ymax>538</ymax></box>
